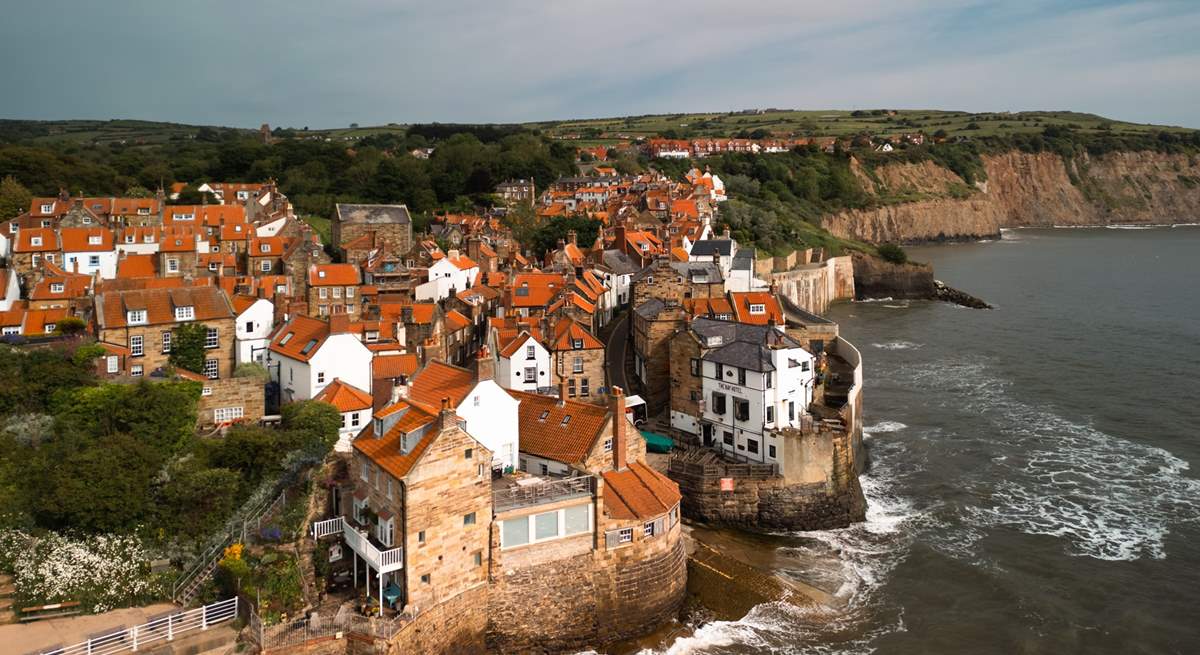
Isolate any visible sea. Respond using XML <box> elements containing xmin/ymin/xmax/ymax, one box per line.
<box><xmin>643</xmin><ymin>226</ymin><xmax>1200</xmax><ymax>654</ymax></box>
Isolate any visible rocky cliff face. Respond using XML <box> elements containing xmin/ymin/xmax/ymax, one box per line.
<box><xmin>850</xmin><ymin>253</ymin><xmax>934</xmax><ymax>300</ymax></box>
<box><xmin>823</xmin><ymin>151</ymin><xmax>1200</xmax><ymax>243</ymax></box>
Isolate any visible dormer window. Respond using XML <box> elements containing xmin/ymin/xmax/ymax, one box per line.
<box><xmin>749</xmin><ymin>303</ymin><xmax>766</xmax><ymax>315</ymax></box>
<box><xmin>40</xmin><ymin>203</ymin><xmax>53</xmax><ymax>214</ymax></box>
<box><xmin>572</xmin><ymin>339</ymin><xmax>583</xmax><ymax>349</ymax></box>
<box><xmin>127</xmin><ymin>310</ymin><xmax>147</xmax><ymax>325</ymax></box>
<box><xmin>143</xmin><ymin>235</ymin><xmax>154</xmax><ymax>243</ymax></box>
<box><xmin>88</xmin><ymin>235</ymin><xmax>102</xmax><ymax>245</ymax></box>
<box><xmin>365</xmin><ymin>330</ymin><xmax>379</xmax><ymax>342</ymax></box>
<box><xmin>175</xmin><ymin>306</ymin><xmax>195</xmax><ymax>321</ymax></box>
<box><xmin>260</xmin><ymin>244</ymin><xmax>270</xmax><ymax>253</ymax></box>
<box><xmin>82</xmin><ymin>216</ymin><xmax>92</xmax><ymax>225</ymax></box>
<box><xmin>125</xmin><ymin>234</ymin><xmax>134</xmax><ymax>243</ymax></box>
<box><xmin>30</xmin><ymin>236</ymin><xmax>43</xmax><ymax>247</ymax></box>
<box><xmin>50</xmin><ymin>283</ymin><xmax>64</xmax><ymax>293</ymax></box>
<box><xmin>137</xmin><ymin>207</ymin><xmax>150</xmax><ymax>215</ymax></box>
<box><xmin>174</xmin><ymin>212</ymin><xmax>195</xmax><ymax>221</ymax></box>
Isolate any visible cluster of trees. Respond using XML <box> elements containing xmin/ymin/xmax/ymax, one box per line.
<box><xmin>0</xmin><ymin>124</ymin><xmax>577</xmax><ymax>222</ymax></box>
<box><xmin>0</xmin><ymin>344</ymin><xmax>340</xmax><ymax>540</ymax></box>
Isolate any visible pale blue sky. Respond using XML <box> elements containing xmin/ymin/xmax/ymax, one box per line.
<box><xmin>1</xmin><ymin>0</ymin><xmax>1197</xmax><ymax>128</ymax></box>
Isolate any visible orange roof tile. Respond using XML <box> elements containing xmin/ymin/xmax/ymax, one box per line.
<box><xmin>59</xmin><ymin>227</ymin><xmax>114</xmax><ymax>252</ymax></box>
<box><xmin>508</xmin><ymin>390</ymin><xmax>609</xmax><ymax>465</ymax></box>
<box><xmin>353</xmin><ymin>401</ymin><xmax>438</xmax><ymax>479</ymax></box>
<box><xmin>602</xmin><ymin>462</ymin><xmax>681</xmax><ymax>520</ymax></box>
<box><xmin>445</xmin><ymin>309</ymin><xmax>471</xmax><ymax>332</ymax></box>
<box><xmin>309</xmin><ymin>263</ymin><xmax>361</xmax><ymax>286</ymax></box>
<box><xmin>315</xmin><ymin>379</ymin><xmax>374</xmax><ymax>412</ymax></box>
<box><xmin>729</xmin><ymin>292</ymin><xmax>784</xmax><ymax>325</ymax></box>
<box><xmin>116</xmin><ymin>254</ymin><xmax>158</xmax><ymax>279</ymax></box>
<box><xmin>269</xmin><ymin>314</ymin><xmax>331</xmax><ymax>362</ymax></box>
<box><xmin>408</xmin><ymin>361</ymin><xmax>475</xmax><ymax>412</ymax></box>
<box><xmin>551</xmin><ymin>317</ymin><xmax>603</xmax><ymax>351</ymax></box>
<box><xmin>96</xmin><ymin>286</ymin><xmax>233</xmax><ymax>329</ymax></box>
<box><xmin>13</xmin><ymin>228</ymin><xmax>57</xmax><ymax>253</ymax></box>
<box><xmin>373</xmin><ymin>353</ymin><xmax>419</xmax><ymax>379</ymax></box>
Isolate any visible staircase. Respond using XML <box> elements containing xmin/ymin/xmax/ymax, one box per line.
<box><xmin>0</xmin><ymin>573</ymin><xmax>16</xmax><ymax>624</ymax></box>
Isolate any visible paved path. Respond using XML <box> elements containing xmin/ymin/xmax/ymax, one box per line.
<box><xmin>0</xmin><ymin>602</ymin><xmax>179</xmax><ymax>653</ymax></box>
<box><xmin>605</xmin><ymin>311</ymin><xmax>629</xmax><ymax>392</ymax></box>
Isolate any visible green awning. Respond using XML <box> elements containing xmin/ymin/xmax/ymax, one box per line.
<box><xmin>640</xmin><ymin>431</ymin><xmax>674</xmax><ymax>453</ymax></box>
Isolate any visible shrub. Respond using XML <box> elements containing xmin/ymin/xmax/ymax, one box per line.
<box><xmin>877</xmin><ymin>243</ymin><xmax>909</xmax><ymax>265</ymax></box>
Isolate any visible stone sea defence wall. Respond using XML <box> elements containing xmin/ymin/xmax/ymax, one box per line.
<box><xmin>821</xmin><ymin>151</ymin><xmax>1200</xmax><ymax>243</ymax></box>
<box><xmin>760</xmin><ymin>254</ymin><xmax>856</xmax><ymax>315</ymax></box>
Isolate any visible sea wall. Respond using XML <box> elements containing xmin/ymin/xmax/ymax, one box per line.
<box><xmin>822</xmin><ymin>150</ymin><xmax>1200</xmax><ymax>243</ymax></box>
<box><xmin>762</xmin><ymin>254</ymin><xmax>855</xmax><ymax>315</ymax></box>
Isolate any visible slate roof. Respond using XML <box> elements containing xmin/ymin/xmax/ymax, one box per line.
<box><xmin>336</xmin><ymin>204</ymin><xmax>412</xmax><ymax>225</ymax></box>
<box><xmin>633</xmin><ymin>298</ymin><xmax>666</xmax><ymax>320</ymax></box>
<box><xmin>691</xmin><ymin>317</ymin><xmax>802</xmax><ymax>372</ymax></box>
<box><xmin>600</xmin><ymin>249</ymin><xmax>641</xmax><ymax>275</ymax></box>
<box><xmin>689</xmin><ymin>239</ymin><xmax>734</xmax><ymax>257</ymax></box>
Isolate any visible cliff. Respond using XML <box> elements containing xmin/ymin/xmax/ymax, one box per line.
<box><xmin>822</xmin><ymin>151</ymin><xmax>1200</xmax><ymax>243</ymax></box>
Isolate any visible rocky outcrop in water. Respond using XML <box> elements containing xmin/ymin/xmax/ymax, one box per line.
<box><xmin>851</xmin><ymin>253</ymin><xmax>934</xmax><ymax>300</ymax></box>
<box><xmin>934</xmin><ymin>280</ymin><xmax>992</xmax><ymax>309</ymax></box>
<box><xmin>823</xmin><ymin>151</ymin><xmax>1200</xmax><ymax>243</ymax></box>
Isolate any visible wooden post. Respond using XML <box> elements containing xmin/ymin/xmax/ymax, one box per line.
<box><xmin>378</xmin><ymin>572</ymin><xmax>383</xmax><ymax>617</ymax></box>
<box><xmin>132</xmin><ymin>625</ymin><xmax>139</xmax><ymax>651</ymax></box>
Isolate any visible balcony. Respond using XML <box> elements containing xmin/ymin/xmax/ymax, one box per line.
<box><xmin>492</xmin><ymin>475</ymin><xmax>595</xmax><ymax>513</ymax></box>
<box><xmin>311</xmin><ymin>516</ymin><xmax>404</xmax><ymax>573</ymax></box>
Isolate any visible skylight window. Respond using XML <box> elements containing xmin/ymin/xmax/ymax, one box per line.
<box><xmin>560</xmin><ymin>416</ymin><xmax>571</xmax><ymax>427</ymax></box>
<box><xmin>279</xmin><ymin>332</ymin><xmax>294</xmax><ymax>345</ymax></box>
<box><xmin>539</xmin><ymin>410</ymin><xmax>549</xmax><ymax>421</ymax></box>
<box><xmin>301</xmin><ymin>339</ymin><xmax>319</xmax><ymax>355</ymax></box>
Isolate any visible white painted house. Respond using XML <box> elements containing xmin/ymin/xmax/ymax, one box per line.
<box><xmin>0</xmin><ymin>269</ymin><xmax>19</xmax><ymax>311</ymax></box>
<box><xmin>404</xmin><ymin>356</ymin><xmax>520</xmax><ymax>472</ymax></box>
<box><xmin>314</xmin><ymin>378</ymin><xmax>374</xmax><ymax>452</ymax></box>
<box><xmin>267</xmin><ymin>314</ymin><xmax>373</xmax><ymax>403</ymax></box>
<box><xmin>414</xmin><ymin>250</ymin><xmax>479</xmax><ymax>302</ymax></box>
<box><xmin>687</xmin><ymin>319</ymin><xmax>815</xmax><ymax>466</ymax></box>
<box><xmin>61</xmin><ymin>228</ymin><xmax>118</xmax><ymax>279</ymax></box>
<box><xmin>492</xmin><ymin>331</ymin><xmax>552</xmax><ymax>394</ymax></box>
<box><xmin>233</xmin><ymin>295</ymin><xmax>275</xmax><ymax>364</ymax></box>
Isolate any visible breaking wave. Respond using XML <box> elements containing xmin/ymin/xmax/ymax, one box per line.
<box><xmin>864</xmin><ymin>421</ymin><xmax>907</xmax><ymax>434</ymax></box>
<box><xmin>871</xmin><ymin>341</ymin><xmax>922</xmax><ymax>350</ymax></box>
<box><xmin>903</xmin><ymin>359</ymin><xmax>1200</xmax><ymax>561</ymax></box>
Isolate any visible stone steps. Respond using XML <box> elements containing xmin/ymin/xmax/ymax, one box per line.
<box><xmin>0</xmin><ymin>575</ymin><xmax>15</xmax><ymax>625</ymax></box>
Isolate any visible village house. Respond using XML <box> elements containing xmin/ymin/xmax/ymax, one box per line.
<box><xmin>415</xmin><ymin>250</ymin><xmax>478</xmax><ymax>302</ymax></box>
<box><xmin>494</xmin><ymin>179</ymin><xmax>536</xmax><ymax>206</ymax></box>
<box><xmin>315</xmin><ymin>378</ymin><xmax>376</xmax><ymax>452</ymax></box>
<box><xmin>94</xmin><ymin>286</ymin><xmax>236</xmax><ymax>380</ymax></box>
<box><xmin>308</xmin><ymin>263</ymin><xmax>362</xmax><ymax>318</ymax></box>
<box><xmin>547</xmin><ymin>317</ymin><xmax>605</xmax><ymax>401</ymax></box>
<box><xmin>333</xmin><ymin>204</ymin><xmax>413</xmax><ymax>259</ymax></box>
<box><xmin>491</xmin><ymin>318</ymin><xmax>551</xmax><ymax>394</ymax></box>
<box><xmin>232</xmin><ymin>294</ymin><xmax>275</xmax><ymax>364</ymax></box>
<box><xmin>267</xmin><ymin>313</ymin><xmax>374</xmax><ymax>403</ymax></box>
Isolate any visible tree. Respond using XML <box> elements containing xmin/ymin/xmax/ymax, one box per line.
<box><xmin>877</xmin><ymin>243</ymin><xmax>909</xmax><ymax>265</ymax></box>
<box><xmin>234</xmin><ymin>362</ymin><xmax>270</xmax><ymax>380</ymax></box>
<box><xmin>123</xmin><ymin>185</ymin><xmax>153</xmax><ymax>198</ymax></box>
<box><xmin>0</xmin><ymin>175</ymin><xmax>32</xmax><ymax>220</ymax></box>
<box><xmin>155</xmin><ymin>458</ymin><xmax>241</xmax><ymax>538</ymax></box>
<box><xmin>170</xmin><ymin>322</ymin><xmax>209</xmax><ymax>374</ymax></box>
<box><xmin>281</xmin><ymin>401</ymin><xmax>342</xmax><ymax>454</ymax></box>
<box><xmin>53</xmin><ymin>317</ymin><xmax>87</xmax><ymax>336</ymax></box>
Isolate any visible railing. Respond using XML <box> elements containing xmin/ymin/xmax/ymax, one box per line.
<box><xmin>342</xmin><ymin>523</ymin><xmax>404</xmax><ymax>573</ymax></box>
<box><xmin>311</xmin><ymin>516</ymin><xmax>344</xmax><ymax>539</ymax></box>
<box><xmin>493</xmin><ymin>475</ymin><xmax>596</xmax><ymax>513</ymax></box>
<box><xmin>247</xmin><ymin>595</ymin><xmax>416</xmax><ymax>653</ymax></box>
<box><xmin>30</xmin><ymin>597</ymin><xmax>238</xmax><ymax>655</ymax></box>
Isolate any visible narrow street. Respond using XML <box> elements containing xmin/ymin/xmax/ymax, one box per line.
<box><xmin>604</xmin><ymin>310</ymin><xmax>629</xmax><ymax>393</ymax></box>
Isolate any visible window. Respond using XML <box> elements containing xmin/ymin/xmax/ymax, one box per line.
<box><xmin>360</xmin><ymin>460</ymin><xmax>369</xmax><ymax>481</ymax></box>
<box><xmin>332</xmin><ymin>287</ymin><xmax>342</xmax><ymax>299</ymax></box>
<box><xmin>766</xmin><ymin>374</ymin><xmax>772</xmax><ymax>389</ymax></box>
<box><xmin>50</xmin><ymin>283</ymin><xmax>64</xmax><ymax>293</ymax></box>
<box><xmin>465</xmin><ymin>448</ymin><xmax>473</xmax><ymax>459</ymax></box>
<box><xmin>386</xmin><ymin>478</ymin><xmax>393</xmax><ymax>499</ymax></box>
<box><xmin>365</xmin><ymin>330</ymin><xmax>379</xmax><ymax>342</ymax></box>
<box><xmin>205</xmin><ymin>328</ymin><xmax>218</xmax><ymax>348</ymax></box>
<box><xmin>604</xmin><ymin>438</ymin><xmax>613</xmax><ymax>452</ymax></box>
<box><xmin>525</xmin><ymin>344</ymin><xmax>536</xmax><ymax>360</ymax></box>
<box><xmin>564</xmin><ymin>504</ymin><xmax>589</xmax><ymax>535</ymax></box>
<box><xmin>353</xmin><ymin>496</ymin><xmax>367</xmax><ymax>523</ymax></box>
<box><xmin>737</xmin><ymin>368</ymin><xmax>746</xmax><ymax>385</ymax></box>
<box><xmin>568</xmin><ymin>379</ymin><xmax>576</xmax><ymax>398</ymax></box>
<box><xmin>418</xmin><ymin>530</ymin><xmax>426</xmax><ymax>544</ymax></box>
<box><xmin>317</xmin><ymin>371</ymin><xmax>326</xmax><ymax>384</ymax></box>
<box><xmin>106</xmin><ymin>356</ymin><xmax>119</xmax><ymax>373</ymax></box>
<box><xmin>690</xmin><ymin>358</ymin><xmax>700</xmax><ymax>376</ymax></box>
<box><xmin>723</xmin><ymin>431</ymin><xmax>734</xmax><ymax>446</ymax></box>
<box><xmin>244</xmin><ymin>320</ymin><xmax>254</xmax><ymax>333</ymax></box>
<box><xmin>749</xmin><ymin>303</ymin><xmax>766</xmax><ymax>315</ymax></box>
<box><xmin>572</xmin><ymin>338</ymin><xmax>583</xmax><ymax>349</ymax></box>
<box><xmin>734</xmin><ymin>398</ymin><xmax>750</xmax><ymax>422</ymax></box>
<box><xmin>260</xmin><ymin>260</ymin><xmax>271</xmax><ymax>272</ymax></box>
<box><xmin>766</xmin><ymin>406</ymin><xmax>774</xmax><ymax>424</ymax></box>
<box><xmin>131</xmin><ymin>364</ymin><xmax>144</xmax><ymax>377</ymax></box>
<box><xmin>127</xmin><ymin>310</ymin><xmax>147</xmax><ymax>325</ymax></box>
<box><xmin>88</xmin><ymin>255</ymin><xmax>100</xmax><ymax>267</ymax></box>
<box><xmin>175</xmin><ymin>306</ymin><xmax>194</xmax><ymax>321</ymax></box>
<box><xmin>768</xmin><ymin>444</ymin><xmax>777</xmax><ymax>459</ymax></box>
<box><xmin>580</xmin><ymin>378</ymin><xmax>589</xmax><ymax>397</ymax></box>
<box><xmin>345</xmin><ymin>287</ymin><xmax>355</xmax><ymax>299</ymax></box>
<box><xmin>202</xmin><ymin>386</ymin><xmax>213</xmax><ymax>396</ymax></box>
<box><xmin>535</xmin><ymin>511</ymin><xmax>558</xmax><ymax>540</ymax></box>
<box><xmin>644</xmin><ymin>520</ymin><xmax>656</xmax><ymax>537</ymax></box>
<box><xmin>501</xmin><ymin>517</ymin><xmax>528</xmax><ymax>547</ymax></box>
<box><xmin>351</xmin><ymin>412</ymin><xmax>360</xmax><ymax>428</ymax></box>
<box><xmin>214</xmin><ymin>407</ymin><xmax>244</xmax><ymax>422</ymax></box>
<box><xmin>88</xmin><ymin>235</ymin><xmax>101</xmax><ymax>245</ymax></box>
<box><xmin>208</xmin><ymin>262</ymin><xmax>219</xmax><ymax>272</ymax></box>
<box><xmin>162</xmin><ymin>331</ymin><xmax>171</xmax><ymax>353</ymax></box>
<box><xmin>573</xmin><ymin>356</ymin><xmax>583</xmax><ymax>373</ymax></box>
<box><xmin>473</xmin><ymin>551</ymin><xmax>483</xmax><ymax>567</ymax></box>
<box><xmin>31</xmin><ymin>254</ymin><xmax>39</xmax><ymax>267</ymax></box>
<box><xmin>788</xmin><ymin>401</ymin><xmax>795</xmax><ymax>421</ymax></box>
<box><xmin>167</xmin><ymin>258</ymin><xmax>179</xmax><ymax>273</ymax></box>
<box><xmin>130</xmin><ymin>335</ymin><xmax>144</xmax><ymax>357</ymax></box>
<box><xmin>464</xmin><ymin>512</ymin><xmax>476</xmax><ymax>526</ymax></box>
<box><xmin>30</xmin><ymin>236</ymin><xmax>43</xmax><ymax>247</ymax></box>
<box><xmin>711</xmin><ymin>392</ymin><xmax>726</xmax><ymax>415</ymax></box>
<box><xmin>540</xmin><ymin>463</ymin><xmax>549</xmax><ymax>476</ymax></box>
<box><xmin>747</xmin><ymin>439</ymin><xmax>759</xmax><ymax>454</ymax></box>
<box><xmin>204</xmin><ymin>359</ymin><xmax>219</xmax><ymax>379</ymax></box>
<box><xmin>523</xmin><ymin>367</ymin><xmax>536</xmax><ymax>383</ymax></box>
<box><xmin>618</xmin><ymin>528</ymin><xmax>633</xmax><ymax>544</ymax></box>
<box><xmin>318</xmin><ymin>288</ymin><xmax>328</xmax><ymax>299</ymax></box>
<box><xmin>40</xmin><ymin>203</ymin><xmax>52</xmax><ymax>213</ymax></box>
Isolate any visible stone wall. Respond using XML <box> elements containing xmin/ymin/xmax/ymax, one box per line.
<box><xmin>197</xmin><ymin>375</ymin><xmax>266</xmax><ymax>426</ymax></box>
<box><xmin>762</xmin><ymin>254</ymin><xmax>855</xmax><ymax>315</ymax></box>
<box><xmin>385</xmin><ymin>584</ymin><xmax>488</xmax><ymax>655</ymax></box>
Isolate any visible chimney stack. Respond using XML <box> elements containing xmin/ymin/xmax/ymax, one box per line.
<box><xmin>475</xmin><ymin>346</ymin><xmax>493</xmax><ymax>382</ymax></box>
<box><xmin>329</xmin><ymin>311</ymin><xmax>350</xmax><ymax>335</ymax></box>
<box><xmin>438</xmin><ymin>396</ymin><xmax>455</xmax><ymax>431</ymax></box>
<box><xmin>558</xmin><ymin>376</ymin><xmax>569</xmax><ymax>406</ymax></box>
<box><xmin>611</xmin><ymin>386</ymin><xmax>627</xmax><ymax>471</ymax></box>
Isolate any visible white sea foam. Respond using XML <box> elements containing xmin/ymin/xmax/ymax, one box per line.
<box><xmin>855</xmin><ymin>297</ymin><xmax>894</xmax><ymax>303</ymax></box>
<box><xmin>881</xmin><ymin>304</ymin><xmax>907</xmax><ymax>309</ymax></box>
<box><xmin>871</xmin><ymin>341</ymin><xmax>921</xmax><ymax>350</ymax></box>
<box><xmin>864</xmin><ymin>421</ymin><xmax>907</xmax><ymax>434</ymax></box>
<box><xmin>903</xmin><ymin>359</ymin><xmax>1200</xmax><ymax>561</ymax></box>
<box><xmin>1105</xmin><ymin>224</ymin><xmax>1158</xmax><ymax>230</ymax></box>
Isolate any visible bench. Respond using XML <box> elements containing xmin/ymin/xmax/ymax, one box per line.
<box><xmin>18</xmin><ymin>601</ymin><xmax>81</xmax><ymax>622</ymax></box>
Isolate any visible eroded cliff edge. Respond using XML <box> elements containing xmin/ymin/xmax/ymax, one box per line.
<box><xmin>822</xmin><ymin>151</ymin><xmax>1200</xmax><ymax>243</ymax></box>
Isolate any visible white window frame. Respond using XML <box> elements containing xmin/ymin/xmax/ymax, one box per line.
<box><xmin>162</xmin><ymin>331</ymin><xmax>171</xmax><ymax>353</ymax></box>
<box><xmin>167</xmin><ymin>258</ymin><xmax>180</xmax><ymax>273</ymax></box>
<box><xmin>106</xmin><ymin>355</ymin><xmax>119</xmax><ymax>373</ymax></box>
<box><xmin>50</xmin><ymin>283</ymin><xmax>64</xmax><ymax>293</ymax></box>
<box><xmin>260</xmin><ymin>260</ymin><xmax>272</xmax><ymax>272</ymax></box>
<box><xmin>214</xmin><ymin>406</ymin><xmax>244</xmax><ymax>423</ymax></box>
<box><xmin>204</xmin><ymin>358</ymin><xmax>219</xmax><ymax>379</ymax></box>
<box><xmin>131</xmin><ymin>364</ymin><xmax>144</xmax><ymax>377</ymax></box>
<box><xmin>175</xmin><ymin>306</ymin><xmax>195</xmax><ymax>321</ymax></box>
<box><xmin>205</xmin><ymin>327</ymin><xmax>219</xmax><ymax>349</ymax></box>
<box><xmin>130</xmin><ymin>335</ymin><xmax>144</xmax><ymax>357</ymax></box>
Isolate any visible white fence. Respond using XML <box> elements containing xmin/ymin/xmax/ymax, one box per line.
<box><xmin>30</xmin><ymin>597</ymin><xmax>238</xmax><ymax>655</ymax></box>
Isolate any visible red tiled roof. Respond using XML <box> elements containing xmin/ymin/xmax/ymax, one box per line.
<box><xmin>408</xmin><ymin>361</ymin><xmax>475</xmax><ymax>412</ymax></box>
<box><xmin>602</xmin><ymin>462</ymin><xmax>681</xmax><ymax>520</ymax></box>
<box><xmin>29</xmin><ymin>275</ymin><xmax>91</xmax><ymax>301</ymax></box>
<box><xmin>551</xmin><ymin>317</ymin><xmax>603</xmax><ymax>351</ymax></box>
<box><xmin>445</xmin><ymin>309</ymin><xmax>471</xmax><ymax>332</ymax></box>
<box><xmin>13</xmin><ymin>228</ymin><xmax>57</xmax><ymax>253</ymax></box>
<box><xmin>507</xmin><ymin>390</ymin><xmax>610</xmax><ymax>465</ymax></box>
<box><xmin>315</xmin><ymin>379</ymin><xmax>374</xmax><ymax>412</ymax></box>
<box><xmin>353</xmin><ymin>401</ymin><xmax>438</xmax><ymax>479</ymax></box>
<box><xmin>116</xmin><ymin>254</ymin><xmax>158</xmax><ymax>279</ymax></box>
<box><xmin>269</xmin><ymin>314</ymin><xmax>331</xmax><ymax>362</ymax></box>
<box><xmin>59</xmin><ymin>227</ymin><xmax>114</xmax><ymax>252</ymax></box>
<box><xmin>729</xmin><ymin>292</ymin><xmax>784</xmax><ymax>325</ymax></box>
<box><xmin>309</xmin><ymin>264</ymin><xmax>361</xmax><ymax>286</ymax></box>
<box><xmin>509</xmin><ymin>272</ymin><xmax>566</xmax><ymax>308</ymax></box>
<box><xmin>373</xmin><ymin>353</ymin><xmax>419</xmax><ymax>379</ymax></box>
<box><xmin>96</xmin><ymin>286</ymin><xmax>233</xmax><ymax>329</ymax></box>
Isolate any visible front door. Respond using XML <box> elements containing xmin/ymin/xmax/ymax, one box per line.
<box><xmin>702</xmin><ymin>423</ymin><xmax>714</xmax><ymax>447</ymax></box>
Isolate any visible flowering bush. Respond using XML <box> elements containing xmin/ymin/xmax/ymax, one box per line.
<box><xmin>0</xmin><ymin>529</ymin><xmax>167</xmax><ymax>612</ymax></box>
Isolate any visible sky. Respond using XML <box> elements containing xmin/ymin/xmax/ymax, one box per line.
<box><xmin>1</xmin><ymin>0</ymin><xmax>1198</xmax><ymax>129</ymax></box>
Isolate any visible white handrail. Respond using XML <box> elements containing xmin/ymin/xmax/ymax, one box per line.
<box><xmin>33</xmin><ymin>597</ymin><xmax>238</xmax><ymax>655</ymax></box>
